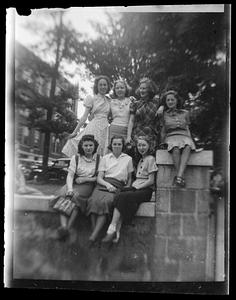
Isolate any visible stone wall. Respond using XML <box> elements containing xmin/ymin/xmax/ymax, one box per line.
<box><xmin>11</xmin><ymin>150</ymin><xmax>215</xmax><ymax>282</ymax></box>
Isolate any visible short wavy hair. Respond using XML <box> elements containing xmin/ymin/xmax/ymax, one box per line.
<box><xmin>93</xmin><ymin>75</ymin><xmax>111</xmax><ymax>95</ymax></box>
<box><xmin>135</xmin><ymin>78</ymin><xmax>158</xmax><ymax>99</ymax></box>
<box><xmin>161</xmin><ymin>90</ymin><xmax>184</xmax><ymax>110</ymax></box>
<box><xmin>107</xmin><ymin>135</ymin><xmax>126</xmax><ymax>152</ymax></box>
<box><xmin>111</xmin><ymin>79</ymin><xmax>132</xmax><ymax>98</ymax></box>
<box><xmin>77</xmin><ymin>134</ymin><xmax>99</xmax><ymax>155</ymax></box>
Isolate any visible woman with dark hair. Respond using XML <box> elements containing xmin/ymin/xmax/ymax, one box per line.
<box><xmin>159</xmin><ymin>89</ymin><xmax>196</xmax><ymax>187</ymax></box>
<box><xmin>86</xmin><ymin>135</ymin><xmax>133</xmax><ymax>245</ymax></box>
<box><xmin>127</xmin><ymin>78</ymin><xmax>163</xmax><ymax>159</ymax></box>
<box><xmin>62</xmin><ymin>75</ymin><xmax>111</xmax><ymax>157</ymax></box>
<box><xmin>102</xmin><ymin>135</ymin><xmax>158</xmax><ymax>244</ymax></box>
<box><xmin>56</xmin><ymin>134</ymin><xmax>100</xmax><ymax>240</ymax></box>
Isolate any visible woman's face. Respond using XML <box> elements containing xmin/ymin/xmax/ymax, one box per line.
<box><xmin>139</xmin><ymin>82</ymin><xmax>149</xmax><ymax>99</ymax></box>
<box><xmin>111</xmin><ymin>138</ymin><xmax>123</xmax><ymax>156</ymax></box>
<box><xmin>137</xmin><ymin>139</ymin><xmax>149</xmax><ymax>156</ymax></box>
<box><xmin>97</xmin><ymin>79</ymin><xmax>109</xmax><ymax>95</ymax></box>
<box><xmin>82</xmin><ymin>140</ymin><xmax>95</xmax><ymax>156</ymax></box>
<box><xmin>115</xmin><ymin>82</ymin><xmax>126</xmax><ymax>99</ymax></box>
<box><xmin>166</xmin><ymin>94</ymin><xmax>178</xmax><ymax>109</ymax></box>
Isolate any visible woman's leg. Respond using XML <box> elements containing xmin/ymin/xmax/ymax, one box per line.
<box><xmin>89</xmin><ymin>214</ymin><xmax>107</xmax><ymax>241</ymax></box>
<box><xmin>177</xmin><ymin>145</ymin><xmax>191</xmax><ymax>178</ymax></box>
<box><xmin>60</xmin><ymin>214</ymin><xmax>68</xmax><ymax>228</ymax></box>
<box><xmin>171</xmin><ymin>147</ymin><xmax>181</xmax><ymax>172</ymax></box>
<box><xmin>67</xmin><ymin>208</ymin><xmax>79</xmax><ymax>229</ymax></box>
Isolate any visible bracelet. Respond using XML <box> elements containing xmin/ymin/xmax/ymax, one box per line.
<box><xmin>66</xmin><ymin>191</ymin><xmax>74</xmax><ymax>196</ymax></box>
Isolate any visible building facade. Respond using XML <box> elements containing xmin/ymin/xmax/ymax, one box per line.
<box><xmin>15</xmin><ymin>42</ymin><xmax>78</xmax><ymax>162</ymax></box>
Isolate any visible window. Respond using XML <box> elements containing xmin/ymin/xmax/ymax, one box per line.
<box><xmin>18</xmin><ymin>126</ymin><xmax>30</xmax><ymax>146</ymax></box>
<box><xmin>33</xmin><ymin>130</ymin><xmax>40</xmax><ymax>148</ymax></box>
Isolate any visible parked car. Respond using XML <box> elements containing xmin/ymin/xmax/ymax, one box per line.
<box><xmin>19</xmin><ymin>159</ymin><xmax>45</xmax><ymax>181</ymax></box>
<box><xmin>32</xmin><ymin>158</ymin><xmax>71</xmax><ymax>182</ymax></box>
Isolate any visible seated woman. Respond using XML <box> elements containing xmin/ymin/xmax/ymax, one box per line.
<box><xmin>86</xmin><ymin>135</ymin><xmax>134</xmax><ymax>245</ymax></box>
<box><xmin>102</xmin><ymin>135</ymin><xmax>158</xmax><ymax>244</ymax></box>
<box><xmin>56</xmin><ymin>135</ymin><xmax>100</xmax><ymax>240</ymax></box>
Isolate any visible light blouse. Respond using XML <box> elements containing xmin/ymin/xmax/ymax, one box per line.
<box><xmin>133</xmin><ymin>155</ymin><xmax>158</xmax><ymax>186</ymax></box>
<box><xmin>68</xmin><ymin>154</ymin><xmax>97</xmax><ymax>178</ymax></box>
<box><xmin>84</xmin><ymin>94</ymin><xmax>110</xmax><ymax>120</ymax></box>
<box><xmin>98</xmin><ymin>152</ymin><xmax>134</xmax><ymax>183</ymax></box>
<box><xmin>110</xmin><ymin>97</ymin><xmax>131</xmax><ymax>127</ymax></box>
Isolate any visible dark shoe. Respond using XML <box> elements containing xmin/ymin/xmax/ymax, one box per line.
<box><xmin>57</xmin><ymin>226</ymin><xmax>69</xmax><ymax>241</ymax></box>
<box><xmin>101</xmin><ymin>232</ymin><xmax>116</xmax><ymax>243</ymax></box>
<box><xmin>175</xmin><ymin>176</ymin><xmax>186</xmax><ymax>187</ymax></box>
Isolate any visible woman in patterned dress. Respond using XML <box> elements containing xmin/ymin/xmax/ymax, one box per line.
<box><xmin>62</xmin><ymin>75</ymin><xmax>111</xmax><ymax>157</ymax></box>
<box><xmin>127</xmin><ymin>78</ymin><xmax>163</xmax><ymax>161</ymax></box>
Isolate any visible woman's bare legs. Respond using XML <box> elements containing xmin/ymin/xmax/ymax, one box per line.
<box><xmin>177</xmin><ymin>145</ymin><xmax>191</xmax><ymax>178</ymax></box>
<box><xmin>89</xmin><ymin>215</ymin><xmax>107</xmax><ymax>241</ymax></box>
<box><xmin>171</xmin><ymin>147</ymin><xmax>181</xmax><ymax>172</ymax></box>
<box><xmin>67</xmin><ymin>208</ymin><xmax>79</xmax><ymax>229</ymax></box>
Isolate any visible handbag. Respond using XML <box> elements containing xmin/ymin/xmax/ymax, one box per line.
<box><xmin>52</xmin><ymin>154</ymin><xmax>80</xmax><ymax>216</ymax></box>
<box><xmin>52</xmin><ymin>194</ymin><xmax>76</xmax><ymax>216</ymax></box>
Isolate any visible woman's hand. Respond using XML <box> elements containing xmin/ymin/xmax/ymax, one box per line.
<box><xmin>67</xmin><ymin>132</ymin><xmax>77</xmax><ymax>139</ymax></box>
<box><xmin>105</xmin><ymin>183</ymin><xmax>117</xmax><ymax>192</ymax></box>
<box><xmin>75</xmin><ymin>177</ymin><xmax>87</xmax><ymax>184</ymax></box>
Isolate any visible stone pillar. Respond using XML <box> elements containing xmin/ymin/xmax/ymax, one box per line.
<box><xmin>152</xmin><ymin>150</ymin><xmax>214</xmax><ymax>281</ymax></box>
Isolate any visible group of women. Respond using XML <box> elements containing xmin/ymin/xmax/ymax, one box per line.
<box><xmin>55</xmin><ymin>75</ymin><xmax>197</xmax><ymax>245</ymax></box>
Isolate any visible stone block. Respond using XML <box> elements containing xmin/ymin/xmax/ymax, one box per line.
<box><xmin>156</xmin><ymin>150</ymin><xmax>213</xmax><ymax>166</ymax></box>
<box><xmin>156</xmin><ymin>189</ymin><xmax>170</xmax><ymax>213</ymax></box>
<box><xmin>151</xmin><ymin>259</ymin><xmax>179</xmax><ymax>281</ymax></box>
<box><xmin>193</xmin><ymin>238</ymin><xmax>207</xmax><ymax>262</ymax></box>
<box><xmin>179</xmin><ymin>261</ymin><xmax>206</xmax><ymax>281</ymax></box>
<box><xmin>196</xmin><ymin>190</ymin><xmax>211</xmax><ymax>213</ymax></box>
<box><xmin>167</xmin><ymin>237</ymin><xmax>194</xmax><ymax>261</ymax></box>
<box><xmin>153</xmin><ymin>237</ymin><xmax>166</xmax><ymax>260</ymax></box>
<box><xmin>156</xmin><ymin>214</ymin><xmax>181</xmax><ymax>236</ymax></box>
<box><xmin>170</xmin><ymin>189</ymin><xmax>196</xmax><ymax>213</ymax></box>
<box><xmin>136</xmin><ymin>202</ymin><xmax>155</xmax><ymax>217</ymax></box>
<box><xmin>182</xmin><ymin>215</ymin><xmax>209</xmax><ymax>237</ymax></box>
<box><xmin>14</xmin><ymin>194</ymin><xmax>55</xmax><ymax>212</ymax></box>
<box><xmin>157</xmin><ymin>166</ymin><xmax>210</xmax><ymax>189</ymax></box>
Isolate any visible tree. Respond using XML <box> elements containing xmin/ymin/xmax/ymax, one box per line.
<box><xmin>76</xmin><ymin>11</ymin><xmax>228</xmax><ymax>169</ymax></box>
<box><xmin>17</xmin><ymin>10</ymin><xmax>84</xmax><ymax>171</ymax></box>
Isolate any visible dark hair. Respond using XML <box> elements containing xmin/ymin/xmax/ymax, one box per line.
<box><xmin>93</xmin><ymin>75</ymin><xmax>111</xmax><ymax>95</ymax></box>
<box><xmin>77</xmin><ymin>134</ymin><xmax>99</xmax><ymax>155</ymax></box>
<box><xmin>107</xmin><ymin>135</ymin><xmax>126</xmax><ymax>152</ymax></box>
<box><xmin>135</xmin><ymin>78</ymin><xmax>158</xmax><ymax>99</ymax></box>
<box><xmin>161</xmin><ymin>90</ymin><xmax>183</xmax><ymax>110</ymax></box>
<box><xmin>112</xmin><ymin>79</ymin><xmax>131</xmax><ymax>98</ymax></box>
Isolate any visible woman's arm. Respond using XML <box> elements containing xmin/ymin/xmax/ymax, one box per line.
<box><xmin>75</xmin><ymin>176</ymin><xmax>97</xmax><ymax>184</ymax></box>
<box><xmin>126</xmin><ymin>114</ymin><xmax>134</xmax><ymax>143</ymax></box>
<box><xmin>66</xmin><ymin>171</ymin><xmax>75</xmax><ymax>193</ymax></box>
<box><xmin>97</xmin><ymin>171</ymin><xmax>117</xmax><ymax>192</ymax></box>
<box><xmin>125</xmin><ymin>172</ymin><xmax>133</xmax><ymax>187</ymax></box>
<box><xmin>132</xmin><ymin>172</ymin><xmax>155</xmax><ymax>190</ymax></box>
<box><xmin>68</xmin><ymin>107</ymin><xmax>91</xmax><ymax>139</ymax></box>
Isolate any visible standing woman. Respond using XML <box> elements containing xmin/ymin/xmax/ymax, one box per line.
<box><xmin>109</xmin><ymin>79</ymin><xmax>135</xmax><ymax>144</ymax></box>
<box><xmin>86</xmin><ymin>135</ymin><xmax>134</xmax><ymax>245</ymax></box>
<box><xmin>62</xmin><ymin>75</ymin><xmax>111</xmax><ymax>157</ymax></box>
<box><xmin>127</xmin><ymin>78</ymin><xmax>162</xmax><ymax>159</ymax></box>
<box><xmin>56</xmin><ymin>135</ymin><xmax>99</xmax><ymax>240</ymax></box>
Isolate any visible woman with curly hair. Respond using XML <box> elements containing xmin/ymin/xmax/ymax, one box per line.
<box><xmin>62</xmin><ymin>75</ymin><xmax>111</xmax><ymax>157</ymax></box>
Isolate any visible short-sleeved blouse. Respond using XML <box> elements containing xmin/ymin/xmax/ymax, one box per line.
<box><xmin>98</xmin><ymin>152</ymin><xmax>134</xmax><ymax>183</ymax></box>
<box><xmin>84</xmin><ymin>94</ymin><xmax>110</xmax><ymax>120</ymax></box>
<box><xmin>133</xmin><ymin>155</ymin><xmax>158</xmax><ymax>187</ymax></box>
<box><xmin>68</xmin><ymin>154</ymin><xmax>97</xmax><ymax>177</ymax></box>
<box><xmin>110</xmin><ymin>97</ymin><xmax>131</xmax><ymax>127</ymax></box>
<box><xmin>161</xmin><ymin>109</ymin><xmax>191</xmax><ymax>137</ymax></box>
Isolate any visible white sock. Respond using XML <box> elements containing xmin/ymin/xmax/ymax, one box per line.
<box><xmin>107</xmin><ymin>224</ymin><xmax>116</xmax><ymax>235</ymax></box>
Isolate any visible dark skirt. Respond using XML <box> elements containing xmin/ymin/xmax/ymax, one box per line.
<box><xmin>113</xmin><ymin>187</ymin><xmax>153</xmax><ymax>224</ymax></box>
<box><xmin>56</xmin><ymin>182</ymin><xmax>95</xmax><ymax>214</ymax></box>
<box><xmin>86</xmin><ymin>177</ymin><xmax>124</xmax><ymax>216</ymax></box>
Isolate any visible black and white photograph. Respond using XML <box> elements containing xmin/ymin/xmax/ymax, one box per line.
<box><xmin>5</xmin><ymin>5</ymin><xmax>230</xmax><ymax>294</ymax></box>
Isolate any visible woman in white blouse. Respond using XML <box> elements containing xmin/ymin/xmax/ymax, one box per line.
<box><xmin>102</xmin><ymin>135</ymin><xmax>158</xmax><ymax>244</ymax></box>
<box><xmin>56</xmin><ymin>135</ymin><xmax>99</xmax><ymax>240</ymax></box>
<box><xmin>109</xmin><ymin>79</ymin><xmax>135</xmax><ymax>144</ymax></box>
<box><xmin>86</xmin><ymin>135</ymin><xmax>134</xmax><ymax>245</ymax></box>
<box><xmin>62</xmin><ymin>75</ymin><xmax>111</xmax><ymax>157</ymax></box>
